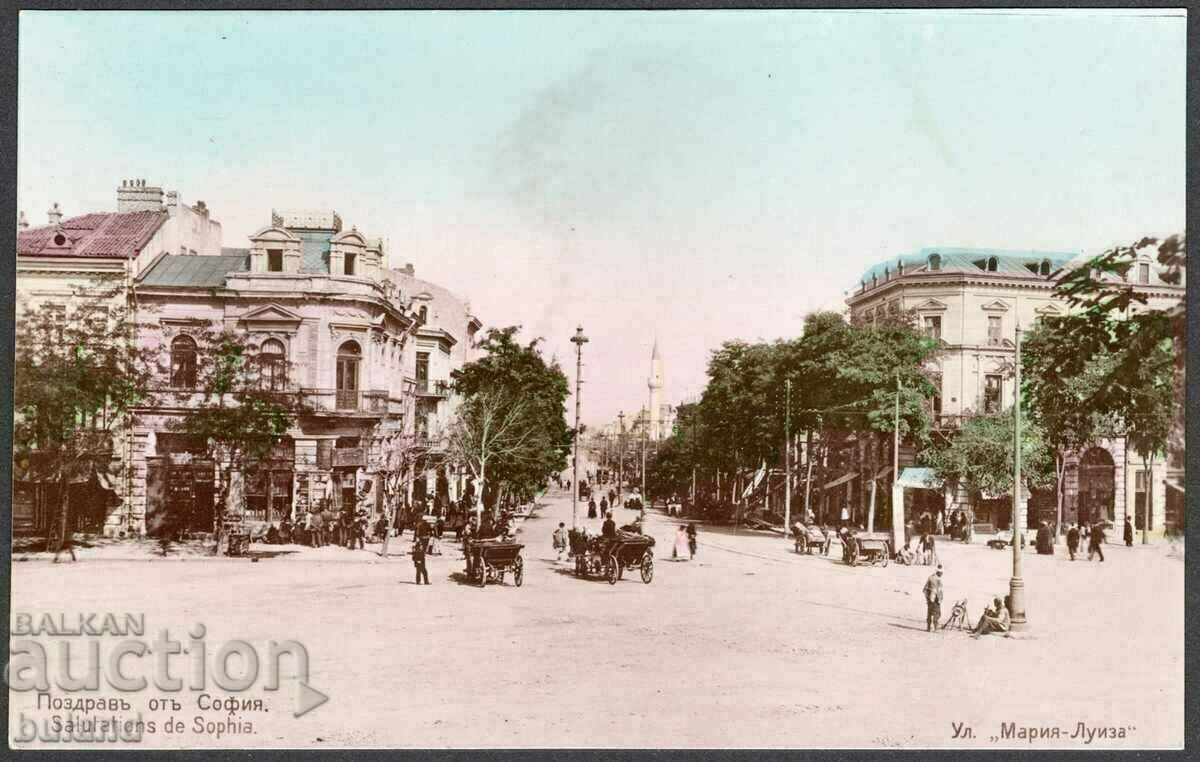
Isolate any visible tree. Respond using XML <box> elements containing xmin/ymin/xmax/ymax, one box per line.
<box><xmin>13</xmin><ymin>279</ymin><xmax>156</xmax><ymax>555</ymax></box>
<box><xmin>1022</xmin><ymin>327</ymin><xmax>1120</xmax><ymax>535</ymax></box>
<box><xmin>169</xmin><ymin>328</ymin><xmax>306</xmax><ymax>555</ymax></box>
<box><xmin>1039</xmin><ymin>235</ymin><xmax>1181</xmax><ymax>542</ymax></box>
<box><xmin>920</xmin><ymin>414</ymin><xmax>1056</xmax><ymax>529</ymax></box>
<box><xmin>450</xmin><ymin>327</ymin><xmax>571</xmax><ymax>514</ymax></box>
<box><xmin>375</xmin><ymin>431</ymin><xmax>435</xmax><ymax>557</ymax></box>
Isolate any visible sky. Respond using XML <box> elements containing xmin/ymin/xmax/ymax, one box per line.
<box><xmin>17</xmin><ymin>10</ymin><xmax>1186</xmax><ymax>427</ymax></box>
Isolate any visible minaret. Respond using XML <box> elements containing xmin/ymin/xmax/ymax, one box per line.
<box><xmin>647</xmin><ymin>338</ymin><xmax>664</xmax><ymax>440</ymax></box>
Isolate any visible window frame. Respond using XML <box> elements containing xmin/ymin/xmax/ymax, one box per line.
<box><xmin>983</xmin><ymin>374</ymin><xmax>1003</xmax><ymax>414</ymax></box>
<box><xmin>267</xmin><ymin>249</ymin><xmax>284</xmax><ymax>272</ymax></box>
<box><xmin>259</xmin><ymin>338</ymin><xmax>287</xmax><ymax>390</ymax></box>
<box><xmin>170</xmin><ymin>335</ymin><xmax>199</xmax><ymax>389</ymax></box>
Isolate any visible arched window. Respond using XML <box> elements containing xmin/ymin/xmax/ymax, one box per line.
<box><xmin>336</xmin><ymin>340</ymin><xmax>361</xmax><ymax>410</ymax></box>
<box><xmin>1039</xmin><ymin>259</ymin><xmax>1051</xmax><ymax>276</ymax></box>
<box><xmin>986</xmin><ymin>256</ymin><xmax>998</xmax><ymax>272</ymax></box>
<box><xmin>170</xmin><ymin>335</ymin><xmax>198</xmax><ymax>389</ymax></box>
<box><xmin>928</xmin><ymin>253</ymin><xmax>942</xmax><ymax>271</ymax></box>
<box><xmin>419</xmin><ymin>305</ymin><xmax>428</xmax><ymax>324</ymax></box>
<box><xmin>260</xmin><ymin>338</ymin><xmax>286</xmax><ymax>390</ymax></box>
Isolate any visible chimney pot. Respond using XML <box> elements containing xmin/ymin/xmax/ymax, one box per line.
<box><xmin>47</xmin><ymin>202</ymin><xmax>63</xmax><ymax>225</ymax></box>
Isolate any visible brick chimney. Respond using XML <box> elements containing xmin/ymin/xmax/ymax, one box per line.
<box><xmin>117</xmin><ymin>178</ymin><xmax>165</xmax><ymax>213</ymax></box>
<box><xmin>47</xmin><ymin>203</ymin><xmax>62</xmax><ymax>225</ymax></box>
<box><xmin>17</xmin><ymin>210</ymin><xmax>28</xmax><ymax>231</ymax></box>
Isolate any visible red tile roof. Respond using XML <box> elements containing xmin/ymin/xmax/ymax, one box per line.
<box><xmin>18</xmin><ymin>210</ymin><xmax>167</xmax><ymax>259</ymax></box>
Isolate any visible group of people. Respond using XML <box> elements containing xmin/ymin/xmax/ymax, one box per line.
<box><xmin>922</xmin><ymin>565</ymin><xmax>1011</xmax><ymax>637</ymax></box>
<box><xmin>1064</xmin><ymin>520</ymin><xmax>1110</xmax><ymax>561</ymax></box>
<box><xmin>267</xmin><ymin>508</ymin><xmax>370</xmax><ymax>549</ymax></box>
<box><xmin>896</xmin><ymin>531</ymin><xmax>938</xmax><ymax>566</ymax></box>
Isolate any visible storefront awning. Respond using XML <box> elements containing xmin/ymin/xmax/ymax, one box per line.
<box><xmin>819</xmin><ymin>472</ymin><xmax>858</xmax><ymax>491</ymax></box>
<box><xmin>896</xmin><ymin>467</ymin><xmax>941</xmax><ymax>490</ymax></box>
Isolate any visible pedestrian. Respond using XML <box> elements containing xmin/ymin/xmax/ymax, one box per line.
<box><xmin>553</xmin><ymin>522</ymin><xmax>568</xmax><ymax>562</ymax></box>
<box><xmin>921</xmin><ymin>532</ymin><xmax>937</xmax><ymax>565</ymax></box>
<box><xmin>923</xmin><ymin>564</ymin><xmax>944</xmax><ymax>632</ymax></box>
<box><xmin>1066</xmin><ymin>523</ymin><xmax>1080</xmax><ymax>561</ymax></box>
<box><xmin>840</xmin><ymin>502</ymin><xmax>850</xmax><ymax>528</ymax></box>
<box><xmin>1123</xmin><ymin>516</ymin><xmax>1134</xmax><ymax>547</ymax></box>
<box><xmin>411</xmin><ymin>538</ymin><xmax>430</xmax><ymax>584</ymax></box>
<box><xmin>588</xmin><ymin>497</ymin><xmax>598</xmax><ymax>520</ymax></box>
<box><xmin>686</xmin><ymin>523</ymin><xmax>697</xmax><ymax>560</ymax></box>
<box><xmin>673</xmin><ymin>525</ymin><xmax>689</xmax><ymax>560</ymax></box>
<box><xmin>309</xmin><ymin>510</ymin><xmax>324</xmax><ymax>547</ymax></box>
<box><xmin>1088</xmin><ymin>522</ymin><xmax>1106</xmax><ymax>562</ymax></box>
<box><xmin>971</xmin><ymin>596</ymin><xmax>1010</xmax><ymax>637</ymax></box>
<box><xmin>1035</xmin><ymin>521</ymin><xmax>1053</xmax><ymax>555</ymax></box>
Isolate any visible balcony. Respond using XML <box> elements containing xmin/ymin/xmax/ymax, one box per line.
<box><xmin>302</xmin><ymin>388</ymin><xmax>396</xmax><ymax>416</ymax></box>
<box><xmin>415</xmin><ymin>379</ymin><xmax>451</xmax><ymax>398</ymax></box>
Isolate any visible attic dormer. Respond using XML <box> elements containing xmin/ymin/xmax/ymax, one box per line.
<box><xmin>248</xmin><ymin>225</ymin><xmax>302</xmax><ymax>274</ymax></box>
<box><xmin>330</xmin><ymin>227</ymin><xmax>367</xmax><ymax>278</ymax></box>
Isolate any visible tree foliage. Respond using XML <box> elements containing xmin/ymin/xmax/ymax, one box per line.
<box><xmin>13</xmin><ymin>279</ymin><xmax>156</xmax><ymax>549</ymax></box>
<box><xmin>449</xmin><ymin>326</ymin><xmax>571</xmax><ymax>510</ymax></box>
<box><xmin>920</xmin><ymin>414</ymin><xmax>1055</xmax><ymax>498</ymax></box>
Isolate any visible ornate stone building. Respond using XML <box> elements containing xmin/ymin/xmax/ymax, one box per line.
<box><xmin>14</xmin><ymin>180</ymin><xmax>224</xmax><ymax>536</ymax></box>
<box><xmin>846</xmin><ymin>245</ymin><xmax>1185</xmax><ymax>537</ymax></box>
<box><xmin>128</xmin><ymin>208</ymin><xmax>480</xmax><ymax>537</ymax></box>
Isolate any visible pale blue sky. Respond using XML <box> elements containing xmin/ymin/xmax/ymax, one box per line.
<box><xmin>18</xmin><ymin>10</ymin><xmax>1185</xmax><ymax>425</ymax></box>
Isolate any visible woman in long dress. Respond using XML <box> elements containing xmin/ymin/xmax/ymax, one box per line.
<box><xmin>673</xmin><ymin>525</ymin><xmax>690</xmax><ymax>560</ymax></box>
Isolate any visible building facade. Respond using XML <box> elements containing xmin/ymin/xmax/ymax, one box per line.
<box><xmin>14</xmin><ymin>180</ymin><xmax>224</xmax><ymax>536</ymax></box>
<box><xmin>846</xmin><ymin>245</ymin><xmax>1185</xmax><ymax>537</ymax></box>
<box><xmin>127</xmin><ymin>209</ymin><xmax>479</xmax><ymax>537</ymax></box>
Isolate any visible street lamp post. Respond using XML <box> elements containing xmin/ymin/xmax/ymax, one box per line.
<box><xmin>570</xmin><ymin>326</ymin><xmax>589</xmax><ymax>530</ymax></box>
<box><xmin>640</xmin><ymin>410</ymin><xmax>648</xmax><ymax>499</ymax></box>
<box><xmin>617</xmin><ymin>411</ymin><xmax>626</xmax><ymax>508</ymax></box>
<box><xmin>1010</xmin><ymin>324</ymin><xmax>1028</xmax><ymax>630</ymax></box>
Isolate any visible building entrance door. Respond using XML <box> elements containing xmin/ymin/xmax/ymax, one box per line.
<box><xmin>1077</xmin><ymin>448</ymin><xmax>1115</xmax><ymax>526</ymax></box>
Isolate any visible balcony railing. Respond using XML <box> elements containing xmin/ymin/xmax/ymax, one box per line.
<box><xmin>301</xmin><ymin>388</ymin><xmax>397</xmax><ymax>415</ymax></box>
<box><xmin>415</xmin><ymin>379</ymin><xmax>451</xmax><ymax>397</ymax></box>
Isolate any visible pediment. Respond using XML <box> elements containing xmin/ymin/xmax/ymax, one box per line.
<box><xmin>249</xmin><ymin>225</ymin><xmax>301</xmax><ymax>244</ymax></box>
<box><xmin>980</xmin><ymin>300</ymin><xmax>1010</xmax><ymax>312</ymax></box>
<box><xmin>914</xmin><ymin>298</ymin><xmax>949</xmax><ymax>312</ymax></box>
<box><xmin>239</xmin><ymin>303</ymin><xmax>303</xmax><ymax>326</ymax></box>
<box><xmin>1034</xmin><ymin>303</ymin><xmax>1062</xmax><ymax>316</ymax></box>
<box><xmin>331</xmin><ymin>229</ymin><xmax>366</xmax><ymax>246</ymax></box>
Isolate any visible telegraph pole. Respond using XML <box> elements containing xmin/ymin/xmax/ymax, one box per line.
<box><xmin>1010</xmin><ymin>324</ymin><xmax>1027</xmax><ymax>630</ymax></box>
<box><xmin>570</xmin><ymin>326</ymin><xmax>588</xmax><ymax>529</ymax></box>
<box><xmin>784</xmin><ymin>379</ymin><xmax>792</xmax><ymax>542</ymax></box>
<box><xmin>893</xmin><ymin>373</ymin><xmax>901</xmax><ymax>485</ymax></box>
<box><xmin>617</xmin><ymin>410</ymin><xmax>626</xmax><ymax>508</ymax></box>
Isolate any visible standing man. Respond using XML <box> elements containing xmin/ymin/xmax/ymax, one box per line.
<box><xmin>1066</xmin><ymin>522</ymin><xmax>1080</xmax><ymax>561</ymax></box>
<box><xmin>923</xmin><ymin>564</ymin><xmax>944</xmax><ymax>632</ymax></box>
<box><xmin>1123</xmin><ymin>515</ymin><xmax>1134</xmax><ymax>547</ymax></box>
<box><xmin>553</xmin><ymin>522</ymin><xmax>569</xmax><ymax>562</ymax></box>
<box><xmin>1088</xmin><ymin>521</ymin><xmax>1106</xmax><ymax>562</ymax></box>
<box><xmin>412</xmin><ymin>537</ymin><xmax>430</xmax><ymax>585</ymax></box>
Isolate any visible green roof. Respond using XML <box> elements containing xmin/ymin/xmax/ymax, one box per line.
<box><xmin>859</xmin><ymin>247</ymin><xmax>1078</xmax><ymax>285</ymax></box>
<box><xmin>139</xmin><ymin>253</ymin><xmax>249</xmax><ymax>288</ymax></box>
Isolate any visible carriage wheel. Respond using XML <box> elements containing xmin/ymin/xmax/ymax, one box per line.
<box><xmin>605</xmin><ymin>559</ymin><xmax>619</xmax><ymax>585</ymax></box>
<box><xmin>880</xmin><ymin>553</ymin><xmax>889</xmax><ymax>568</ymax></box>
<box><xmin>640</xmin><ymin>554</ymin><xmax>654</xmax><ymax>584</ymax></box>
<box><xmin>849</xmin><ymin>551</ymin><xmax>858</xmax><ymax>567</ymax></box>
<box><xmin>797</xmin><ymin>536</ymin><xmax>806</xmax><ymax>555</ymax></box>
<box><xmin>480</xmin><ymin>562</ymin><xmax>491</xmax><ymax>587</ymax></box>
<box><xmin>514</xmin><ymin>555</ymin><xmax>524</xmax><ymax>587</ymax></box>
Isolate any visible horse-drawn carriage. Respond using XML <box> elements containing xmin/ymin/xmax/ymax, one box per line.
<box><xmin>791</xmin><ymin>522</ymin><xmax>828</xmax><ymax>555</ymax></box>
<box><xmin>464</xmin><ymin>538</ymin><xmax>525</xmax><ymax>587</ymax></box>
<box><xmin>570</xmin><ymin>530</ymin><xmax>655</xmax><ymax>585</ymax></box>
<box><xmin>843</xmin><ymin>534</ymin><xmax>890</xmax><ymax>567</ymax></box>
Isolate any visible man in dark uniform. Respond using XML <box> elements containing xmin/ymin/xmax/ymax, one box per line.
<box><xmin>1088</xmin><ymin>522</ymin><xmax>1106</xmax><ymax>562</ymax></box>
<box><xmin>923</xmin><ymin>564</ymin><xmax>944</xmax><ymax>632</ymax></box>
<box><xmin>411</xmin><ymin>538</ymin><xmax>430</xmax><ymax>584</ymax></box>
<box><xmin>1066</xmin><ymin>523</ymin><xmax>1080</xmax><ymax>561</ymax></box>
<box><xmin>1123</xmin><ymin>516</ymin><xmax>1134</xmax><ymax>547</ymax></box>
